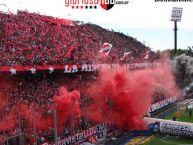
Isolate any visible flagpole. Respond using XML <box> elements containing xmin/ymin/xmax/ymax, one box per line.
<box><xmin>110</xmin><ymin>99</ymin><xmax>113</xmax><ymax>127</ymax></box>
<box><xmin>98</xmin><ymin>91</ymin><xmax>101</xmax><ymax>113</ymax></box>
<box><xmin>98</xmin><ymin>43</ymin><xmax>101</xmax><ymax>113</ymax></box>
<box><xmin>2</xmin><ymin>113</ymin><xmax>6</xmax><ymax>145</ymax></box>
<box><xmin>18</xmin><ymin>112</ymin><xmax>23</xmax><ymax>145</ymax></box>
<box><xmin>6</xmin><ymin>135</ymin><xmax>9</xmax><ymax>145</ymax></box>
<box><xmin>53</xmin><ymin>109</ymin><xmax>58</xmax><ymax>145</ymax></box>
<box><xmin>97</xmin><ymin>56</ymin><xmax>101</xmax><ymax>113</ymax></box>
<box><xmin>32</xmin><ymin>109</ymin><xmax>37</xmax><ymax>145</ymax></box>
<box><xmin>70</xmin><ymin>96</ymin><xmax>74</xmax><ymax>135</ymax></box>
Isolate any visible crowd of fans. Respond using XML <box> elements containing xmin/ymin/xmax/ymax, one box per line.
<box><xmin>0</xmin><ymin>71</ymin><xmax>167</xmax><ymax>144</ymax></box>
<box><xmin>0</xmin><ymin>10</ymin><xmax>162</xmax><ymax>144</ymax></box>
<box><xmin>0</xmin><ymin>11</ymin><xmax>159</xmax><ymax>67</ymax></box>
<box><xmin>0</xmin><ymin>72</ymin><xmax>97</xmax><ymax>144</ymax></box>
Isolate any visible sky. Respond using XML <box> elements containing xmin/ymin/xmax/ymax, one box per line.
<box><xmin>0</xmin><ymin>0</ymin><xmax>193</xmax><ymax>50</ymax></box>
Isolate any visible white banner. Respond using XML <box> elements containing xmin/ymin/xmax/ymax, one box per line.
<box><xmin>57</xmin><ymin>123</ymin><xmax>106</xmax><ymax>145</ymax></box>
<box><xmin>144</xmin><ymin>117</ymin><xmax>193</xmax><ymax>137</ymax></box>
<box><xmin>149</xmin><ymin>97</ymin><xmax>178</xmax><ymax>113</ymax></box>
<box><xmin>66</xmin><ymin>62</ymin><xmax>153</xmax><ymax>73</ymax></box>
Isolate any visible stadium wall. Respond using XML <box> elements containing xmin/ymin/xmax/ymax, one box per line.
<box><xmin>144</xmin><ymin>117</ymin><xmax>193</xmax><ymax>137</ymax></box>
<box><xmin>148</xmin><ymin>96</ymin><xmax>178</xmax><ymax>113</ymax></box>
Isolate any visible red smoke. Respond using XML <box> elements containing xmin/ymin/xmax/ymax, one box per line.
<box><xmin>0</xmin><ymin>85</ymin><xmax>81</xmax><ymax>136</ymax></box>
<box><xmin>0</xmin><ymin>90</ymin><xmax>16</xmax><ymax>132</ymax></box>
<box><xmin>0</xmin><ymin>136</ymin><xmax>3</xmax><ymax>144</ymax></box>
<box><xmin>0</xmin><ymin>61</ymin><xmax>179</xmax><ymax>138</ymax></box>
<box><xmin>53</xmin><ymin>87</ymin><xmax>81</xmax><ymax>133</ymax></box>
<box><xmin>86</xmin><ymin>63</ymin><xmax>179</xmax><ymax>130</ymax></box>
<box><xmin>0</xmin><ymin>101</ymin><xmax>52</xmax><ymax>133</ymax></box>
<box><xmin>0</xmin><ymin>92</ymin><xmax>7</xmax><ymax>111</ymax></box>
<box><xmin>0</xmin><ymin>112</ymin><xmax>15</xmax><ymax>132</ymax></box>
<box><xmin>15</xmin><ymin>103</ymin><xmax>53</xmax><ymax>131</ymax></box>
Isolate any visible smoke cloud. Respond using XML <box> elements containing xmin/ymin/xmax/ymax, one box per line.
<box><xmin>172</xmin><ymin>54</ymin><xmax>193</xmax><ymax>96</ymax></box>
<box><xmin>86</xmin><ymin>63</ymin><xmax>179</xmax><ymax>130</ymax></box>
<box><xmin>0</xmin><ymin>58</ymin><xmax>180</xmax><ymax>139</ymax></box>
<box><xmin>53</xmin><ymin>87</ymin><xmax>81</xmax><ymax>133</ymax></box>
<box><xmin>0</xmin><ymin>87</ymin><xmax>81</xmax><ymax>135</ymax></box>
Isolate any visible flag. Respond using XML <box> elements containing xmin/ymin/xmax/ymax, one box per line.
<box><xmin>120</xmin><ymin>51</ymin><xmax>132</xmax><ymax>60</ymax></box>
<box><xmin>141</xmin><ymin>48</ymin><xmax>150</xmax><ymax>59</ymax></box>
<box><xmin>99</xmin><ymin>43</ymin><xmax>113</xmax><ymax>56</ymax></box>
<box><xmin>65</xmin><ymin>46</ymin><xmax>74</xmax><ymax>58</ymax></box>
<box><xmin>144</xmin><ymin>50</ymin><xmax>150</xmax><ymax>59</ymax></box>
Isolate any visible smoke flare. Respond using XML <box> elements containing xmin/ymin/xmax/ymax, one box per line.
<box><xmin>86</xmin><ymin>64</ymin><xmax>179</xmax><ymax>130</ymax></box>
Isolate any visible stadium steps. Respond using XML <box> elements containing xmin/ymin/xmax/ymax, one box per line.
<box><xmin>180</xmin><ymin>99</ymin><xmax>193</xmax><ymax>105</ymax></box>
<box><xmin>151</xmin><ymin>102</ymin><xmax>177</xmax><ymax>119</ymax></box>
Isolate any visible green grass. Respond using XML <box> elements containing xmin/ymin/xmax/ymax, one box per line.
<box><xmin>142</xmin><ymin>134</ymin><xmax>193</xmax><ymax>145</ymax></box>
<box><xmin>142</xmin><ymin>106</ymin><xmax>193</xmax><ymax>145</ymax></box>
<box><xmin>142</xmin><ymin>107</ymin><xmax>193</xmax><ymax>145</ymax></box>
<box><xmin>165</xmin><ymin>109</ymin><xmax>193</xmax><ymax>123</ymax></box>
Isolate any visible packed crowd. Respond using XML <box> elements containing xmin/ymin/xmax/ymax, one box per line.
<box><xmin>0</xmin><ymin>71</ymin><xmax>167</xmax><ymax>144</ymax></box>
<box><xmin>4</xmin><ymin>73</ymin><xmax>93</xmax><ymax>108</ymax></box>
<box><xmin>0</xmin><ymin>11</ymin><xmax>159</xmax><ymax>67</ymax></box>
<box><xmin>0</xmin><ymin>72</ymin><xmax>97</xmax><ymax>144</ymax></box>
<box><xmin>0</xmin><ymin>10</ymin><xmax>162</xmax><ymax>145</ymax></box>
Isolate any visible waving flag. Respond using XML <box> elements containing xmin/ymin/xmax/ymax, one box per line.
<box><xmin>141</xmin><ymin>48</ymin><xmax>150</xmax><ymax>60</ymax></box>
<box><xmin>120</xmin><ymin>51</ymin><xmax>132</xmax><ymax>60</ymax></box>
<box><xmin>144</xmin><ymin>50</ymin><xmax>150</xmax><ymax>59</ymax></box>
<box><xmin>65</xmin><ymin>46</ymin><xmax>74</xmax><ymax>59</ymax></box>
<box><xmin>99</xmin><ymin>43</ymin><xmax>113</xmax><ymax>56</ymax></box>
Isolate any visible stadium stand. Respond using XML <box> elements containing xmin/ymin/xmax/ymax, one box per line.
<box><xmin>0</xmin><ymin>11</ymin><xmax>161</xmax><ymax>144</ymax></box>
<box><xmin>0</xmin><ymin>11</ymin><xmax>159</xmax><ymax>67</ymax></box>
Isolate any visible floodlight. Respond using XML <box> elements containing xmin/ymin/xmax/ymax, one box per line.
<box><xmin>171</xmin><ymin>7</ymin><xmax>183</xmax><ymax>54</ymax></box>
<box><xmin>171</xmin><ymin>7</ymin><xmax>183</xmax><ymax>22</ymax></box>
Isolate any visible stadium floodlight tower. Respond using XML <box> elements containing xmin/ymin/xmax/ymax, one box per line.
<box><xmin>171</xmin><ymin>7</ymin><xmax>183</xmax><ymax>54</ymax></box>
